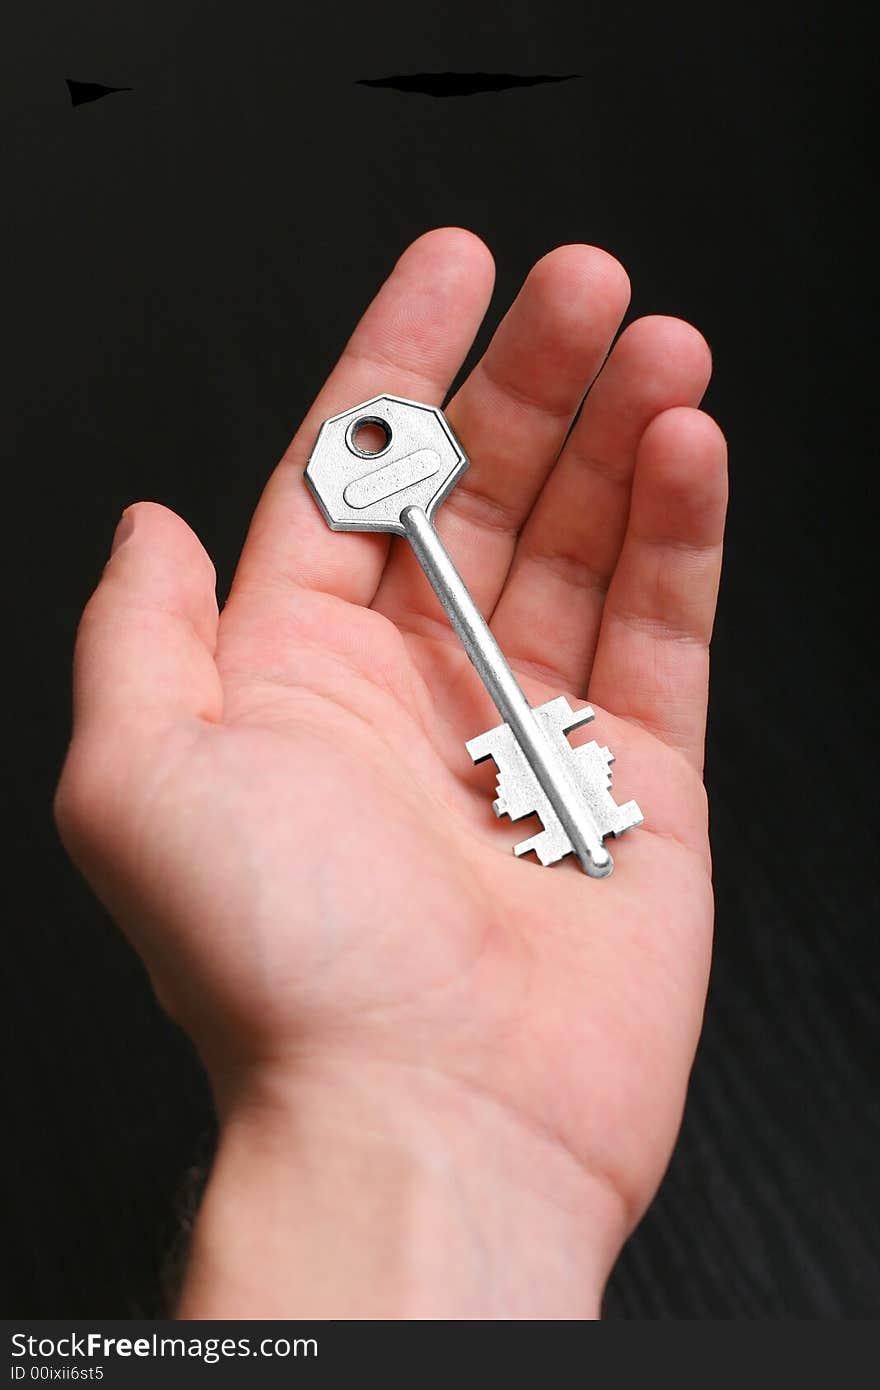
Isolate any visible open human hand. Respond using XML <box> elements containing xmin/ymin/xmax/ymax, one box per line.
<box><xmin>55</xmin><ymin>229</ymin><xmax>727</xmax><ymax>1319</ymax></box>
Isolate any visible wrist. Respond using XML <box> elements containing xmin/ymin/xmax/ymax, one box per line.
<box><xmin>177</xmin><ymin>1056</ymin><xmax>624</xmax><ymax>1320</ymax></box>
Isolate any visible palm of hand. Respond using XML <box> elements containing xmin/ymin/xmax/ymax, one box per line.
<box><xmin>58</xmin><ymin>230</ymin><xmax>726</xmax><ymax>1225</ymax></box>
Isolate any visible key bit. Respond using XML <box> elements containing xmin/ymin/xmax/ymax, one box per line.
<box><xmin>466</xmin><ymin>697</ymin><xmax>643</xmax><ymax>867</ymax></box>
<box><xmin>305</xmin><ymin>394</ymin><xmax>643</xmax><ymax>878</ymax></box>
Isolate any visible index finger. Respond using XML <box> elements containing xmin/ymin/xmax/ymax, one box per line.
<box><xmin>229</xmin><ymin>228</ymin><xmax>495</xmax><ymax>609</ymax></box>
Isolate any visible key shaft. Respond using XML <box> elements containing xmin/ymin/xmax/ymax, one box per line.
<box><xmin>401</xmin><ymin>505</ymin><xmax>612</xmax><ymax>877</ymax></box>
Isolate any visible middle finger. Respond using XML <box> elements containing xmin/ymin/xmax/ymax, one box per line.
<box><xmin>370</xmin><ymin>243</ymin><xmax>630</xmax><ymax>633</ymax></box>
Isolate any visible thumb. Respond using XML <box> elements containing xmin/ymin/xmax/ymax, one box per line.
<box><xmin>56</xmin><ymin>502</ymin><xmax>222</xmax><ymax>854</ymax></box>
<box><xmin>71</xmin><ymin>501</ymin><xmax>221</xmax><ymax>739</ymax></box>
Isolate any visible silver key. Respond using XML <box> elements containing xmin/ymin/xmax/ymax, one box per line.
<box><xmin>305</xmin><ymin>394</ymin><xmax>642</xmax><ymax>877</ymax></box>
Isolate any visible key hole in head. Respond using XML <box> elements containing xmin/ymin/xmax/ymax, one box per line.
<box><xmin>346</xmin><ymin>415</ymin><xmax>392</xmax><ymax>459</ymax></box>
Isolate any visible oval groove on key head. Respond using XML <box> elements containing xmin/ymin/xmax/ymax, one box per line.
<box><xmin>343</xmin><ymin>448</ymin><xmax>441</xmax><ymax>509</ymax></box>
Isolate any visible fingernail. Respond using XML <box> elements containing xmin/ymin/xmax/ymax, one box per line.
<box><xmin>111</xmin><ymin>509</ymin><xmax>135</xmax><ymax>555</ymax></box>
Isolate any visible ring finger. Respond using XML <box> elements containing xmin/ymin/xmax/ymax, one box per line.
<box><xmin>492</xmin><ymin>315</ymin><xmax>712</xmax><ymax>692</ymax></box>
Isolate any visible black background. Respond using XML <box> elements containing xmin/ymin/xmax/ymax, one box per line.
<box><xmin>3</xmin><ymin>2</ymin><xmax>877</xmax><ymax>1318</ymax></box>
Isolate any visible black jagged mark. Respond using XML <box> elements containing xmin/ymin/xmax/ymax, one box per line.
<box><xmin>355</xmin><ymin>72</ymin><xmax>579</xmax><ymax>98</ymax></box>
<box><xmin>66</xmin><ymin>79</ymin><xmax>132</xmax><ymax>108</ymax></box>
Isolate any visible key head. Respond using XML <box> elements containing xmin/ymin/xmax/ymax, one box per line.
<box><xmin>305</xmin><ymin>395</ymin><xmax>468</xmax><ymax>535</ymax></box>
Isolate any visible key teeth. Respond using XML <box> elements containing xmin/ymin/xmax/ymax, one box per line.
<box><xmin>514</xmin><ymin>833</ymin><xmax>569</xmax><ymax>867</ymax></box>
<box><xmin>610</xmin><ymin>800</ymin><xmax>644</xmax><ymax>836</ymax></box>
<box><xmin>468</xmin><ymin>747</ymin><xmax>493</xmax><ymax>767</ymax></box>
<box><xmin>562</xmin><ymin>700</ymin><xmax>596</xmax><ymax>732</ymax></box>
<box><xmin>467</xmin><ymin>696</ymin><xmax>642</xmax><ymax>871</ymax></box>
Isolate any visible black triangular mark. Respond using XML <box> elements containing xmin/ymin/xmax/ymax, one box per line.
<box><xmin>355</xmin><ymin>72</ymin><xmax>579</xmax><ymax>98</ymax></box>
<box><xmin>66</xmin><ymin>79</ymin><xmax>132</xmax><ymax>107</ymax></box>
